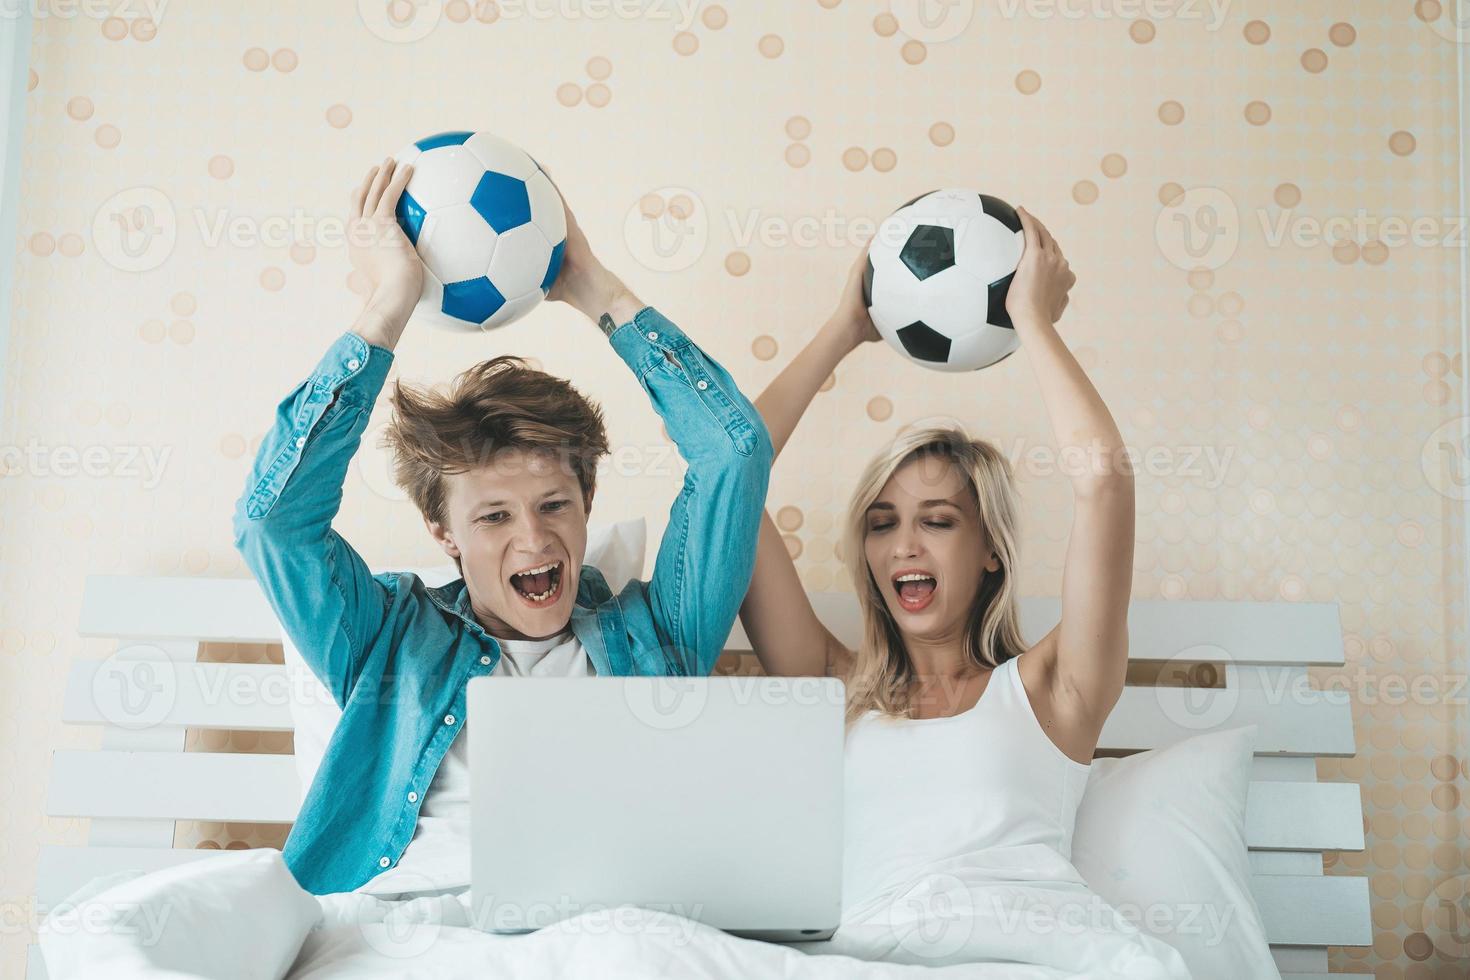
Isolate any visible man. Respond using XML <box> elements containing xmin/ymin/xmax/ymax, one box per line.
<box><xmin>233</xmin><ymin>156</ymin><xmax>772</xmax><ymax>896</ymax></box>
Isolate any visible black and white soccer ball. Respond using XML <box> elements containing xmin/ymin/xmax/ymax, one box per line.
<box><xmin>861</xmin><ymin>189</ymin><xmax>1024</xmax><ymax>372</ymax></box>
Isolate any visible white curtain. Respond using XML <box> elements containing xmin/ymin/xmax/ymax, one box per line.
<box><xmin>0</xmin><ymin>13</ymin><xmax>29</xmax><ymax>421</ymax></box>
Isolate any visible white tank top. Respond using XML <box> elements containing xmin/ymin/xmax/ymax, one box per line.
<box><xmin>841</xmin><ymin>653</ymin><xmax>1092</xmax><ymax>910</ymax></box>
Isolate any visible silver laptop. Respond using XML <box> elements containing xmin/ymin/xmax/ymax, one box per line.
<box><xmin>467</xmin><ymin>675</ymin><xmax>845</xmax><ymax>942</ymax></box>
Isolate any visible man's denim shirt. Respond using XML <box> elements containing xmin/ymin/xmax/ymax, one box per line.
<box><xmin>232</xmin><ymin>306</ymin><xmax>773</xmax><ymax>895</ymax></box>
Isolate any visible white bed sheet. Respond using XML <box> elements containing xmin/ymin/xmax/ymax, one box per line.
<box><xmin>41</xmin><ymin>846</ymin><xmax>1193</xmax><ymax>980</ymax></box>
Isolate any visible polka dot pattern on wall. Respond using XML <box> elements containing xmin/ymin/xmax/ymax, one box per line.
<box><xmin>1072</xmin><ymin>180</ymin><xmax>1099</xmax><ymax>205</ymax></box>
<box><xmin>1244</xmin><ymin>20</ymin><xmax>1270</xmax><ymax>44</ymax></box>
<box><xmin>325</xmin><ymin>104</ymin><xmax>352</xmax><ymax>129</ymax></box>
<box><xmin>1302</xmin><ymin>49</ymin><xmax>1327</xmax><ymax>73</ymax></box>
<box><xmin>929</xmin><ymin>122</ymin><xmax>954</xmax><ymax>146</ymax></box>
<box><xmin>724</xmin><ymin>251</ymin><xmax>750</xmax><ymax>276</ymax></box>
<box><xmin>1015</xmin><ymin>70</ymin><xmax>1041</xmax><ymax>95</ymax></box>
<box><xmin>1101</xmin><ymin>153</ymin><xmax>1127</xmax><ymax>178</ymax></box>
<box><xmin>1275</xmin><ymin>182</ymin><xmax>1301</xmax><ymax>207</ymax></box>
<box><xmin>1158</xmin><ymin>101</ymin><xmax>1184</xmax><ymax>125</ymax></box>
<box><xmin>759</xmin><ymin>35</ymin><xmax>785</xmax><ymax>59</ymax></box>
<box><xmin>1244</xmin><ymin>101</ymin><xmax>1271</xmax><ymax>125</ymax></box>
<box><xmin>558</xmin><ymin>58</ymin><xmax>615</xmax><ymax>109</ymax></box>
<box><xmin>1129</xmin><ymin>20</ymin><xmax>1155</xmax><ymax>43</ymax></box>
<box><xmin>209</xmin><ymin>155</ymin><xmax>234</xmax><ymax>179</ymax></box>
<box><xmin>785</xmin><ymin>116</ymin><xmax>811</xmax><ymax>167</ymax></box>
<box><xmin>752</xmin><ymin>335</ymin><xmax>777</xmax><ymax>361</ymax></box>
<box><xmin>1389</xmin><ymin>131</ymin><xmax>1417</xmax><ymax>156</ymax></box>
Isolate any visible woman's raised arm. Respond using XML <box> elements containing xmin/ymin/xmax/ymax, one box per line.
<box><xmin>738</xmin><ymin>249</ymin><xmax>878</xmax><ymax>677</ymax></box>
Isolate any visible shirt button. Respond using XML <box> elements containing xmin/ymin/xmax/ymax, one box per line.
<box><xmin>407</xmin><ymin>791</ymin><xmax>418</xmax><ymax>803</ymax></box>
<box><xmin>444</xmin><ymin>714</ymin><xmax>455</xmax><ymax>726</ymax></box>
<box><xmin>347</xmin><ymin>358</ymin><xmax>360</xmax><ymax>371</ymax></box>
<box><xmin>295</xmin><ymin>436</ymin><xmax>306</xmax><ymax>448</ymax></box>
<box><xmin>378</xmin><ymin>856</ymin><xmax>390</xmax><ymax>868</ymax></box>
<box><xmin>647</xmin><ymin>331</ymin><xmax>659</xmax><ymax>341</ymax></box>
<box><xmin>480</xmin><ymin>655</ymin><xmax>491</xmax><ymax>666</ymax></box>
<box><xmin>696</xmin><ymin>380</ymin><xmax>708</xmax><ymax>390</ymax></box>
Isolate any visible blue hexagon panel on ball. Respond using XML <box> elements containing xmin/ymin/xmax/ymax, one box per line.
<box><xmin>862</xmin><ymin>188</ymin><xmax>1024</xmax><ymax>372</ymax></box>
<box><xmin>392</xmin><ymin>131</ymin><xmax>568</xmax><ymax>332</ymax></box>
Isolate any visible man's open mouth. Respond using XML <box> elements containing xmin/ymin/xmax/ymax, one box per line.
<box><xmin>509</xmin><ymin>560</ymin><xmax>564</xmax><ymax>607</ymax></box>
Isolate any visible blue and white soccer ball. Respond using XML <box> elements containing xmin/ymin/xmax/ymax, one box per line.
<box><xmin>862</xmin><ymin>189</ymin><xmax>1024</xmax><ymax>372</ymax></box>
<box><xmin>393</xmin><ymin>131</ymin><xmax>567</xmax><ymax>332</ymax></box>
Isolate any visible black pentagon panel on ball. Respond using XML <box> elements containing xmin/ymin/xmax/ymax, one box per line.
<box><xmin>862</xmin><ymin>254</ymin><xmax>875</xmax><ymax>307</ymax></box>
<box><xmin>980</xmin><ymin>194</ymin><xmax>1023</xmax><ymax>235</ymax></box>
<box><xmin>896</xmin><ymin>320</ymin><xmax>952</xmax><ymax>363</ymax></box>
<box><xmin>900</xmin><ymin>224</ymin><xmax>956</xmax><ymax>281</ymax></box>
<box><xmin>987</xmin><ymin>270</ymin><xmax>1016</xmax><ymax>330</ymax></box>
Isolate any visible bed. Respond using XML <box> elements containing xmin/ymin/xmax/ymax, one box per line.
<box><xmin>27</xmin><ymin>573</ymin><xmax>1373</xmax><ymax>978</ymax></box>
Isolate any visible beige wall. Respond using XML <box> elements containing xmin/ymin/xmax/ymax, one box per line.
<box><xmin>3</xmin><ymin>1</ymin><xmax>1468</xmax><ymax>974</ymax></box>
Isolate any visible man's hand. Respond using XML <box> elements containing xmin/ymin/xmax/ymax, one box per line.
<box><xmin>348</xmin><ymin>157</ymin><xmax>423</xmax><ymax>338</ymax></box>
<box><xmin>541</xmin><ymin>168</ymin><xmax>643</xmax><ymax>328</ymax></box>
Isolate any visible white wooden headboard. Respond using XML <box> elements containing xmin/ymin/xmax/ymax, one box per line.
<box><xmin>27</xmin><ymin>574</ymin><xmax>1372</xmax><ymax>979</ymax></box>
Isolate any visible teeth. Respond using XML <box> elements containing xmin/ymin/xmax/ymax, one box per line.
<box><xmin>894</xmin><ymin>573</ymin><xmax>935</xmax><ymax>582</ymax></box>
<box><xmin>514</xmin><ymin>560</ymin><xmax>560</xmax><ymax>578</ymax></box>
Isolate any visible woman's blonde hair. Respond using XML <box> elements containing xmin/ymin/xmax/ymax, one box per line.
<box><xmin>839</xmin><ymin>425</ymin><xmax>1027</xmax><ymax>725</ymax></box>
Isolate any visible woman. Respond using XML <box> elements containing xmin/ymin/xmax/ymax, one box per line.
<box><xmin>743</xmin><ymin>209</ymin><xmax>1170</xmax><ymax>972</ymax></box>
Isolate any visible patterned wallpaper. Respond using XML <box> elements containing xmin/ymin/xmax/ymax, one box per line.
<box><xmin>2</xmin><ymin>1</ymin><xmax>1468</xmax><ymax>975</ymax></box>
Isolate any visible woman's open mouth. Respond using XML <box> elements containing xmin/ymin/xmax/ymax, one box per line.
<box><xmin>509</xmin><ymin>560</ymin><xmax>564</xmax><ymax>608</ymax></box>
<box><xmin>893</xmin><ymin>570</ymin><xmax>938</xmax><ymax>613</ymax></box>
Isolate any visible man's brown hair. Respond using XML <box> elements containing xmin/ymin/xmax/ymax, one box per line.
<box><xmin>380</xmin><ymin>355</ymin><xmax>610</xmax><ymax>528</ymax></box>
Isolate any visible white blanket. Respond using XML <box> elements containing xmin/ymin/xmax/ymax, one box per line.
<box><xmin>41</xmin><ymin>847</ymin><xmax>1192</xmax><ymax>979</ymax></box>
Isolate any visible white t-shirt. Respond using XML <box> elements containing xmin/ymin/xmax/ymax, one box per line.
<box><xmin>355</xmin><ymin>629</ymin><xmax>593</xmax><ymax>897</ymax></box>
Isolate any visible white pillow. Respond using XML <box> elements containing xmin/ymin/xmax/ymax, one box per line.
<box><xmin>1070</xmin><ymin>724</ymin><xmax>1279</xmax><ymax>980</ymax></box>
<box><xmin>40</xmin><ymin>848</ymin><xmax>320</xmax><ymax>980</ymax></box>
<box><xmin>280</xmin><ymin>517</ymin><xmax>646</xmax><ymax>796</ymax></box>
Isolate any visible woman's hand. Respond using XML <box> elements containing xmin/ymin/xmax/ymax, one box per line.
<box><xmin>1006</xmin><ymin>205</ymin><xmax>1075</xmax><ymax>326</ymax></box>
<box><xmin>829</xmin><ymin>246</ymin><xmax>882</xmax><ymax>350</ymax></box>
<box><xmin>348</xmin><ymin>157</ymin><xmax>423</xmax><ymax>325</ymax></box>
